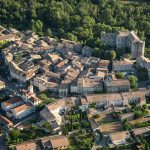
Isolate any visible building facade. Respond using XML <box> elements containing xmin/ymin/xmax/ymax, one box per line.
<box><xmin>101</xmin><ymin>31</ymin><xmax>145</xmax><ymax>59</ymax></box>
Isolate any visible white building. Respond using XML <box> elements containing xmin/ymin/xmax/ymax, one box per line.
<box><xmin>10</xmin><ymin>103</ymin><xmax>35</xmax><ymax>119</ymax></box>
<box><xmin>107</xmin><ymin>131</ymin><xmax>131</xmax><ymax>148</ymax></box>
<box><xmin>1</xmin><ymin>97</ymin><xmax>23</xmax><ymax>111</ymax></box>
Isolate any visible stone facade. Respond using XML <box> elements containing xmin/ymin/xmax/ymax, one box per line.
<box><xmin>101</xmin><ymin>31</ymin><xmax>145</xmax><ymax>59</ymax></box>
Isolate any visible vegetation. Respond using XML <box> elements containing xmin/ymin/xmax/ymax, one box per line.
<box><xmin>1</xmin><ymin>0</ymin><xmax>150</xmax><ymax>59</ymax></box>
<box><xmin>145</xmin><ymin>48</ymin><xmax>150</xmax><ymax>58</ymax></box>
<box><xmin>69</xmin><ymin>129</ymin><xmax>94</xmax><ymax>150</ymax></box>
<box><xmin>115</xmin><ymin>72</ymin><xmax>125</xmax><ymax>79</ymax></box>
<box><xmin>38</xmin><ymin>90</ymin><xmax>55</xmax><ymax>104</ymax></box>
<box><xmin>5</xmin><ymin>126</ymin><xmax>48</xmax><ymax>145</ymax></box>
<box><xmin>138</xmin><ymin>136</ymin><xmax>150</xmax><ymax>150</ymax></box>
<box><xmin>89</xmin><ymin>102</ymin><xmax>96</xmax><ymax>109</ymax></box>
<box><xmin>128</xmin><ymin>75</ymin><xmax>138</xmax><ymax>89</ymax></box>
<box><xmin>122</xmin><ymin>119</ymin><xmax>131</xmax><ymax>130</ymax></box>
<box><xmin>104</xmin><ymin>50</ymin><xmax>116</xmax><ymax>60</ymax></box>
<box><xmin>42</xmin><ymin>122</ymin><xmax>53</xmax><ymax>133</ymax></box>
<box><xmin>61</xmin><ymin>109</ymin><xmax>90</xmax><ymax>135</ymax></box>
<box><xmin>131</xmin><ymin>105</ymin><xmax>148</xmax><ymax>119</ymax></box>
<box><xmin>135</xmin><ymin>121</ymin><xmax>150</xmax><ymax>128</ymax></box>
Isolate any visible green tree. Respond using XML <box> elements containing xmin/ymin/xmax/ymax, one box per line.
<box><xmin>46</xmin><ymin>28</ymin><xmax>52</xmax><ymax>36</ymax></box>
<box><xmin>10</xmin><ymin>130</ymin><xmax>20</xmax><ymax>140</ymax></box>
<box><xmin>104</xmin><ymin>50</ymin><xmax>116</xmax><ymax>60</ymax></box>
<box><xmin>128</xmin><ymin>75</ymin><xmax>138</xmax><ymax>89</ymax></box>
<box><xmin>144</xmin><ymin>142</ymin><xmax>150</xmax><ymax>150</ymax></box>
<box><xmin>35</xmin><ymin>20</ymin><xmax>43</xmax><ymax>36</ymax></box>
<box><xmin>31</xmin><ymin>19</ymin><xmax>36</xmax><ymax>32</ymax></box>
<box><xmin>63</xmin><ymin>32</ymin><xmax>78</xmax><ymax>42</ymax></box>
<box><xmin>111</xmin><ymin>50</ymin><xmax>116</xmax><ymax>60</ymax></box>
<box><xmin>82</xmin><ymin>16</ymin><xmax>95</xmax><ymax>28</ymax></box>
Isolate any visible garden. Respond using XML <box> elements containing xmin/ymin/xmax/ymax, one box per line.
<box><xmin>61</xmin><ymin>109</ymin><xmax>90</xmax><ymax>135</ymax></box>
<box><xmin>69</xmin><ymin>129</ymin><xmax>94</xmax><ymax>150</ymax></box>
<box><xmin>4</xmin><ymin>126</ymin><xmax>49</xmax><ymax>145</ymax></box>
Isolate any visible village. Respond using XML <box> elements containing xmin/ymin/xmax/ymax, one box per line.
<box><xmin>0</xmin><ymin>26</ymin><xmax>150</xmax><ymax>150</ymax></box>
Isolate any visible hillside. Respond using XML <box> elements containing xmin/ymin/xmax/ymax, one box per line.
<box><xmin>0</xmin><ymin>0</ymin><xmax>150</xmax><ymax>57</ymax></box>
<box><xmin>121</xmin><ymin>0</ymin><xmax>150</xmax><ymax>4</ymax></box>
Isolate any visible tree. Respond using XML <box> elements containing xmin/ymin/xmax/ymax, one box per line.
<box><xmin>31</xmin><ymin>19</ymin><xmax>36</xmax><ymax>32</ymax></box>
<box><xmin>111</xmin><ymin>50</ymin><xmax>116</xmax><ymax>60</ymax></box>
<box><xmin>63</xmin><ymin>32</ymin><xmax>78</xmax><ymax>42</ymax></box>
<box><xmin>123</xmin><ymin>119</ymin><xmax>131</xmax><ymax>130</ymax></box>
<box><xmin>46</xmin><ymin>28</ymin><xmax>52</xmax><ymax>36</ymax></box>
<box><xmin>35</xmin><ymin>20</ymin><xmax>43</xmax><ymax>36</ymax></box>
<box><xmin>42</xmin><ymin>122</ymin><xmax>53</xmax><ymax>133</ymax></box>
<box><xmin>144</xmin><ymin>142</ymin><xmax>150</xmax><ymax>150</ymax></box>
<box><xmin>82</xmin><ymin>16</ymin><xmax>95</xmax><ymax>28</ymax></box>
<box><xmin>104</xmin><ymin>50</ymin><xmax>116</xmax><ymax>60</ymax></box>
<box><xmin>142</xmin><ymin>104</ymin><xmax>148</xmax><ymax>110</ymax></box>
<box><xmin>128</xmin><ymin>75</ymin><xmax>138</xmax><ymax>89</ymax></box>
<box><xmin>10</xmin><ymin>130</ymin><xmax>20</xmax><ymax>140</ymax></box>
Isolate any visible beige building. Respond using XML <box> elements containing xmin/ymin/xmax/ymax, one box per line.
<box><xmin>1</xmin><ymin>97</ymin><xmax>23</xmax><ymax>111</ymax></box>
<box><xmin>9</xmin><ymin>61</ymin><xmax>35</xmax><ymax>82</ymax></box>
<box><xmin>108</xmin><ymin>131</ymin><xmax>131</xmax><ymax>148</ymax></box>
<box><xmin>104</xmin><ymin>76</ymin><xmax>130</xmax><ymax>93</ymax></box>
<box><xmin>41</xmin><ymin>135</ymin><xmax>70</xmax><ymax>150</ymax></box>
<box><xmin>79</xmin><ymin>89</ymin><xmax>150</xmax><ymax>111</ymax></box>
<box><xmin>131</xmin><ymin>127</ymin><xmax>150</xmax><ymax>138</ymax></box>
<box><xmin>0</xmin><ymin>34</ymin><xmax>15</xmax><ymax>42</ymax></box>
<box><xmin>80</xmin><ymin>93</ymin><xmax>123</xmax><ymax>111</ymax></box>
<box><xmin>15</xmin><ymin>142</ymin><xmax>41</xmax><ymax>150</ymax></box>
<box><xmin>70</xmin><ymin>78</ymin><xmax>103</xmax><ymax>94</ymax></box>
<box><xmin>98</xmin><ymin>60</ymin><xmax>110</xmax><ymax>69</ymax></box>
<box><xmin>101</xmin><ymin>31</ymin><xmax>145</xmax><ymax>59</ymax></box>
<box><xmin>9</xmin><ymin>103</ymin><xmax>35</xmax><ymax>119</ymax></box>
<box><xmin>113</xmin><ymin>59</ymin><xmax>134</xmax><ymax>72</ymax></box>
<box><xmin>0</xmin><ymin>80</ymin><xmax>5</xmax><ymax>90</ymax></box>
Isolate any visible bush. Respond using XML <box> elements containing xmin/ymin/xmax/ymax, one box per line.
<box><xmin>81</xmin><ymin>121</ymin><xmax>90</xmax><ymax>128</ymax></box>
<box><xmin>115</xmin><ymin>72</ymin><xmax>125</xmax><ymax>79</ymax></box>
<box><xmin>128</xmin><ymin>75</ymin><xmax>138</xmax><ymax>89</ymax></box>
<box><xmin>73</xmin><ymin>122</ymin><xmax>81</xmax><ymax>130</ymax></box>
<box><xmin>38</xmin><ymin>92</ymin><xmax>55</xmax><ymax>104</ymax></box>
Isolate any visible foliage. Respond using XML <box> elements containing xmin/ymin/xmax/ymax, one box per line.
<box><xmin>145</xmin><ymin>48</ymin><xmax>150</xmax><ymax>58</ymax></box>
<box><xmin>42</xmin><ymin>122</ymin><xmax>53</xmax><ymax>133</ymax></box>
<box><xmin>104</xmin><ymin>50</ymin><xmax>116</xmax><ymax>60</ymax></box>
<box><xmin>115</xmin><ymin>72</ymin><xmax>125</xmax><ymax>79</ymax></box>
<box><xmin>38</xmin><ymin>91</ymin><xmax>55</xmax><ymax>104</ymax></box>
<box><xmin>5</xmin><ymin>127</ymin><xmax>48</xmax><ymax>145</ymax></box>
<box><xmin>131</xmin><ymin>105</ymin><xmax>148</xmax><ymax>119</ymax></box>
<box><xmin>138</xmin><ymin>136</ymin><xmax>150</xmax><ymax>150</ymax></box>
<box><xmin>69</xmin><ymin>130</ymin><xmax>94</xmax><ymax>150</ymax></box>
<box><xmin>89</xmin><ymin>102</ymin><xmax>96</xmax><ymax>109</ymax></box>
<box><xmin>1</xmin><ymin>0</ymin><xmax>150</xmax><ymax>59</ymax></box>
<box><xmin>128</xmin><ymin>75</ymin><xmax>138</xmax><ymax>89</ymax></box>
<box><xmin>122</xmin><ymin>119</ymin><xmax>131</xmax><ymax>130</ymax></box>
<box><xmin>135</xmin><ymin>121</ymin><xmax>150</xmax><ymax>128</ymax></box>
